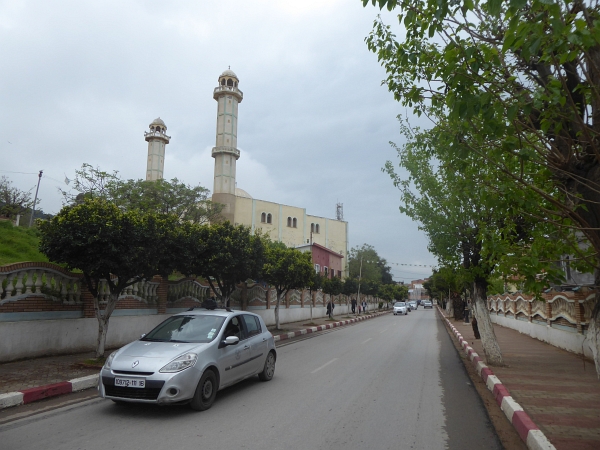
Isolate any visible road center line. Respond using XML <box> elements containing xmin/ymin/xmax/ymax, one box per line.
<box><xmin>362</xmin><ymin>338</ymin><xmax>372</xmax><ymax>344</ymax></box>
<box><xmin>380</xmin><ymin>329</ymin><xmax>388</xmax><ymax>334</ymax></box>
<box><xmin>311</xmin><ymin>358</ymin><xmax>338</xmax><ymax>374</ymax></box>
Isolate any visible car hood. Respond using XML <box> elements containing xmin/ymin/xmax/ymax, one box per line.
<box><xmin>111</xmin><ymin>341</ymin><xmax>210</xmax><ymax>372</ymax></box>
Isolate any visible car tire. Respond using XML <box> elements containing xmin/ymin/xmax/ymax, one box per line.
<box><xmin>258</xmin><ymin>351</ymin><xmax>276</xmax><ymax>381</ymax></box>
<box><xmin>190</xmin><ymin>369</ymin><xmax>217</xmax><ymax>411</ymax></box>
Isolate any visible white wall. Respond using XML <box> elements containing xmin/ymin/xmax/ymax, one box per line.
<box><xmin>0</xmin><ymin>304</ymin><xmax>358</xmax><ymax>362</ymax></box>
<box><xmin>490</xmin><ymin>314</ymin><xmax>594</xmax><ymax>359</ymax></box>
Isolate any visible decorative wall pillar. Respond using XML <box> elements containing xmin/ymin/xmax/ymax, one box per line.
<box><xmin>576</xmin><ymin>299</ymin><xmax>583</xmax><ymax>334</ymax></box>
<box><xmin>240</xmin><ymin>284</ymin><xmax>248</xmax><ymax>311</ymax></box>
<box><xmin>547</xmin><ymin>301</ymin><xmax>552</xmax><ymax>326</ymax></box>
<box><xmin>153</xmin><ymin>275</ymin><xmax>168</xmax><ymax>314</ymax></box>
<box><xmin>527</xmin><ymin>300</ymin><xmax>532</xmax><ymax>322</ymax></box>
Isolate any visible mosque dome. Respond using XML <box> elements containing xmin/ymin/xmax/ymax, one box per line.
<box><xmin>150</xmin><ymin>117</ymin><xmax>166</xmax><ymax>128</ymax></box>
<box><xmin>235</xmin><ymin>188</ymin><xmax>252</xmax><ymax>199</ymax></box>
<box><xmin>220</xmin><ymin>69</ymin><xmax>238</xmax><ymax>79</ymax></box>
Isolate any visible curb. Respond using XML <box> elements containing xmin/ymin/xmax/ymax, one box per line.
<box><xmin>272</xmin><ymin>312</ymin><xmax>387</xmax><ymax>342</ymax></box>
<box><xmin>0</xmin><ymin>374</ymin><xmax>99</xmax><ymax>410</ymax></box>
<box><xmin>436</xmin><ymin>306</ymin><xmax>556</xmax><ymax>450</ymax></box>
<box><xmin>0</xmin><ymin>312</ymin><xmax>389</xmax><ymax>410</ymax></box>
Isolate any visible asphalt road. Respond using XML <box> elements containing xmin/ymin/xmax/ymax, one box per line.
<box><xmin>0</xmin><ymin>309</ymin><xmax>501</xmax><ymax>450</ymax></box>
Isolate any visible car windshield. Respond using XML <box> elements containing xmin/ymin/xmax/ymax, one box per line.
<box><xmin>395</xmin><ymin>302</ymin><xmax>405</xmax><ymax>307</ymax></box>
<box><xmin>141</xmin><ymin>314</ymin><xmax>226</xmax><ymax>344</ymax></box>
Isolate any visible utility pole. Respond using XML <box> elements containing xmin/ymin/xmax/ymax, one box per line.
<box><xmin>356</xmin><ymin>256</ymin><xmax>363</xmax><ymax>315</ymax></box>
<box><xmin>29</xmin><ymin>170</ymin><xmax>43</xmax><ymax>227</ymax></box>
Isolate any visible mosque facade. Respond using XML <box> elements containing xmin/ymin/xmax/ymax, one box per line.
<box><xmin>145</xmin><ymin>69</ymin><xmax>349</xmax><ymax>277</ymax></box>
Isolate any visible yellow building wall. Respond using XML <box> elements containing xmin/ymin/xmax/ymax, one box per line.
<box><xmin>234</xmin><ymin>196</ymin><xmax>349</xmax><ymax>276</ymax></box>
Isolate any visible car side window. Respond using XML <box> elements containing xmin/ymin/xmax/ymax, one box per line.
<box><xmin>242</xmin><ymin>314</ymin><xmax>261</xmax><ymax>337</ymax></box>
<box><xmin>224</xmin><ymin>316</ymin><xmax>245</xmax><ymax>340</ymax></box>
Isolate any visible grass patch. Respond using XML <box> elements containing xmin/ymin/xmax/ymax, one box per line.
<box><xmin>0</xmin><ymin>221</ymin><xmax>48</xmax><ymax>266</ymax></box>
<box><xmin>78</xmin><ymin>356</ymin><xmax>106</xmax><ymax>368</ymax></box>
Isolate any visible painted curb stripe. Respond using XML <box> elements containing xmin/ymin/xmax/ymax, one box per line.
<box><xmin>436</xmin><ymin>306</ymin><xmax>556</xmax><ymax>450</ymax></box>
<box><xmin>0</xmin><ymin>392</ymin><xmax>24</xmax><ymax>409</ymax></box>
<box><xmin>513</xmin><ymin>410</ymin><xmax>539</xmax><ymax>443</ymax></box>
<box><xmin>21</xmin><ymin>381</ymin><xmax>72</xmax><ymax>404</ymax></box>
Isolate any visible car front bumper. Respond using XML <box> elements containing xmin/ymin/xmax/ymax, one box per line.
<box><xmin>98</xmin><ymin>366</ymin><xmax>202</xmax><ymax>404</ymax></box>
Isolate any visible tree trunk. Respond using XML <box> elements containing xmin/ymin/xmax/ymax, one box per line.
<box><xmin>472</xmin><ymin>278</ymin><xmax>504</xmax><ymax>366</ymax></box>
<box><xmin>446</xmin><ymin>295</ymin><xmax>453</xmax><ymax>317</ymax></box>
<box><xmin>94</xmin><ymin>292</ymin><xmax>119</xmax><ymax>359</ymax></box>
<box><xmin>585</xmin><ymin>273</ymin><xmax>600</xmax><ymax>378</ymax></box>
<box><xmin>274</xmin><ymin>291</ymin><xmax>282</xmax><ymax>330</ymax></box>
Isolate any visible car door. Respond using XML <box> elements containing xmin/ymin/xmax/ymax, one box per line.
<box><xmin>241</xmin><ymin>314</ymin><xmax>268</xmax><ymax>374</ymax></box>
<box><xmin>218</xmin><ymin>316</ymin><xmax>253</xmax><ymax>387</ymax></box>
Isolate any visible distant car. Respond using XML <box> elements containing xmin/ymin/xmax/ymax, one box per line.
<box><xmin>409</xmin><ymin>301</ymin><xmax>418</xmax><ymax>310</ymax></box>
<box><xmin>393</xmin><ymin>302</ymin><xmax>408</xmax><ymax>315</ymax></box>
<box><xmin>98</xmin><ymin>306</ymin><xmax>277</xmax><ymax>411</ymax></box>
<box><xmin>422</xmin><ymin>300</ymin><xmax>433</xmax><ymax>309</ymax></box>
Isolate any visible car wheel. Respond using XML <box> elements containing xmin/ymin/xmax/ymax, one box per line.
<box><xmin>190</xmin><ymin>369</ymin><xmax>217</xmax><ymax>411</ymax></box>
<box><xmin>258</xmin><ymin>351</ymin><xmax>276</xmax><ymax>381</ymax></box>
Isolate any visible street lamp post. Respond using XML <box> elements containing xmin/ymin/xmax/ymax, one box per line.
<box><xmin>356</xmin><ymin>256</ymin><xmax>363</xmax><ymax>315</ymax></box>
<box><xmin>29</xmin><ymin>170</ymin><xmax>43</xmax><ymax>228</ymax></box>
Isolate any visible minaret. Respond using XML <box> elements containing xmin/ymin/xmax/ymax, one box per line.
<box><xmin>144</xmin><ymin>117</ymin><xmax>171</xmax><ymax>181</ymax></box>
<box><xmin>212</xmin><ymin>68</ymin><xmax>243</xmax><ymax>223</ymax></box>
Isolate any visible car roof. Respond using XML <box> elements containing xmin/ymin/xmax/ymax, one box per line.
<box><xmin>173</xmin><ymin>309</ymin><xmax>252</xmax><ymax>318</ymax></box>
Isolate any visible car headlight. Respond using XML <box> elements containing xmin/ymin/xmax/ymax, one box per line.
<box><xmin>104</xmin><ymin>351</ymin><xmax>117</xmax><ymax>370</ymax></box>
<box><xmin>160</xmin><ymin>353</ymin><xmax>198</xmax><ymax>373</ymax></box>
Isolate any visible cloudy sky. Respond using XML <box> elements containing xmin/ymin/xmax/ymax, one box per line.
<box><xmin>0</xmin><ymin>0</ymin><xmax>436</xmax><ymax>282</ymax></box>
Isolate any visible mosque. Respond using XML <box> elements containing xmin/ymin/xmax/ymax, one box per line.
<box><xmin>143</xmin><ymin>69</ymin><xmax>349</xmax><ymax>277</ymax></box>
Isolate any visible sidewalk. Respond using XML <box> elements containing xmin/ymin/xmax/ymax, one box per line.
<box><xmin>0</xmin><ymin>311</ymin><xmax>387</xmax><ymax>406</ymax></box>
<box><xmin>442</xmin><ymin>311</ymin><xmax>600</xmax><ymax>450</ymax></box>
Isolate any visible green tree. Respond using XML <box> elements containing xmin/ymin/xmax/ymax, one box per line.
<box><xmin>322</xmin><ymin>275</ymin><xmax>343</xmax><ymax>310</ymax></box>
<box><xmin>0</xmin><ymin>176</ymin><xmax>35</xmax><ymax>220</ymax></box>
<box><xmin>178</xmin><ymin>222</ymin><xmax>264</xmax><ymax>307</ymax></box>
<box><xmin>262</xmin><ymin>245</ymin><xmax>314</xmax><ymax>330</ymax></box>
<box><xmin>62</xmin><ymin>163</ymin><xmax>222</xmax><ymax>224</ymax></box>
<box><xmin>38</xmin><ymin>198</ymin><xmax>180</xmax><ymax>358</ymax></box>
<box><xmin>348</xmin><ymin>244</ymin><xmax>394</xmax><ymax>285</ymax></box>
<box><xmin>363</xmin><ymin>0</ymin><xmax>600</xmax><ymax>374</ymax></box>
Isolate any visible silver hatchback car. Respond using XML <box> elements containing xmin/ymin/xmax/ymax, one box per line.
<box><xmin>98</xmin><ymin>307</ymin><xmax>276</xmax><ymax>411</ymax></box>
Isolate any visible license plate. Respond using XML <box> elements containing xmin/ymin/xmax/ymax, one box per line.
<box><xmin>114</xmin><ymin>377</ymin><xmax>146</xmax><ymax>388</ymax></box>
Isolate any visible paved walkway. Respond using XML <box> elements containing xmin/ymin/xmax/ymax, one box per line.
<box><xmin>0</xmin><ymin>311</ymin><xmax>379</xmax><ymax>395</ymax></box>
<box><xmin>447</xmin><ymin>315</ymin><xmax>600</xmax><ymax>450</ymax></box>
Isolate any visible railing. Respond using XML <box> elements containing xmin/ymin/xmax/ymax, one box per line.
<box><xmin>487</xmin><ymin>289</ymin><xmax>596</xmax><ymax>334</ymax></box>
<box><xmin>0</xmin><ymin>266</ymin><xmax>82</xmax><ymax>304</ymax></box>
<box><xmin>213</xmin><ymin>86</ymin><xmax>243</xmax><ymax>97</ymax></box>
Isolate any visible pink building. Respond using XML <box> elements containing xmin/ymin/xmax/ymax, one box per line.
<box><xmin>296</xmin><ymin>243</ymin><xmax>344</xmax><ymax>278</ymax></box>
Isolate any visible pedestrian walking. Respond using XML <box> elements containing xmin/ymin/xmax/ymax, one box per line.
<box><xmin>351</xmin><ymin>298</ymin><xmax>357</xmax><ymax>314</ymax></box>
<box><xmin>326</xmin><ymin>299</ymin><xmax>335</xmax><ymax>319</ymax></box>
<box><xmin>362</xmin><ymin>300</ymin><xmax>367</xmax><ymax>313</ymax></box>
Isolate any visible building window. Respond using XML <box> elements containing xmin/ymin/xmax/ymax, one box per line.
<box><xmin>287</xmin><ymin>217</ymin><xmax>292</xmax><ymax>227</ymax></box>
<box><xmin>292</xmin><ymin>218</ymin><xmax>297</xmax><ymax>228</ymax></box>
<box><xmin>267</xmin><ymin>213</ymin><xmax>272</xmax><ymax>224</ymax></box>
<box><xmin>221</xmin><ymin>79</ymin><xmax>226</xmax><ymax>85</ymax></box>
<box><xmin>324</xmin><ymin>267</ymin><xmax>328</xmax><ymax>277</ymax></box>
<box><xmin>311</xmin><ymin>223</ymin><xmax>315</xmax><ymax>233</ymax></box>
<box><xmin>261</xmin><ymin>212</ymin><xmax>266</xmax><ymax>223</ymax></box>
<box><xmin>315</xmin><ymin>264</ymin><xmax>320</xmax><ymax>273</ymax></box>
<box><xmin>315</xmin><ymin>224</ymin><xmax>320</xmax><ymax>234</ymax></box>
<box><xmin>227</xmin><ymin>78</ymin><xmax>233</xmax><ymax>87</ymax></box>
<box><xmin>337</xmin><ymin>270</ymin><xmax>342</xmax><ymax>278</ymax></box>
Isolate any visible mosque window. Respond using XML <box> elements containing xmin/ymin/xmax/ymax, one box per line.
<box><xmin>221</xmin><ymin>79</ymin><xmax>225</xmax><ymax>85</ymax></box>
<box><xmin>227</xmin><ymin>78</ymin><xmax>233</xmax><ymax>87</ymax></box>
<box><xmin>261</xmin><ymin>212</ymin><xmax>266</xmax><ymax>223</ymax></box>
<box><xmin>315</xmin><ymin>224</ymin><xmax>320</xmax><ymax>234</ymax></box>
<box><xmin>267</xmin><ymin>213</ymin><xmax>272</xmax><ymax>224</ymax></box>
<box><xmin>287</xmin><ymin>217</ymin><xmax>292</xmax><ymax>227</ymax></box>
<box><xmin>235</xmin><ymin>81</ymin><xmax>238</xmax><ymax>87</ymax></box>
<box><xmin>311</xmin><ymin>223</ymin><xmax>315</xmax><ymax>233</ymax></box>
<box><xmin>292</xmin><ymin>218</ymin><xmax>297</xmax><ymax>228</ymax></box>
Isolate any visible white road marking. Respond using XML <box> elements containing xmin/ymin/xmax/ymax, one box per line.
<box><xmin>380</xmin><ymin>328</ymin><xmax>388</xmax><ymax>334</ymax></box>
<box><xmin>311</xmin><ymin>358</ymin><xmax>338</xmax><ymax>374</ymax></box>
<box><xmin>362</xmin><ymin>338</ymin><xmax>372</xmax><ymax>344</ymax></box>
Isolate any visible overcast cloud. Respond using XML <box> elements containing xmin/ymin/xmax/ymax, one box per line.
<box><xmin>0</xmin><ymin>0</ymin><xmax>436</xmax><ymax>282</ymax></box>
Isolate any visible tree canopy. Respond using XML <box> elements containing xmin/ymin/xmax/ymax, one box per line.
<box><xmin>38</xmin><ymin>198</ymin><xmax>180</xmax><ymax>357</ymax></box>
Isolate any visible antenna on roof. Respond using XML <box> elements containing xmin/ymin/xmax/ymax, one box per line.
<box><xmin>336</xmin><ymin>202</ymin><xmax>344</xmax><ymax>221</ymax></box>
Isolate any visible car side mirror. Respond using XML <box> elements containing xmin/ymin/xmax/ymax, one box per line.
<box><xmin>223</xmin><ymin>336</ymin><xmax>240</xmax><ymax>346</ymax></box>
